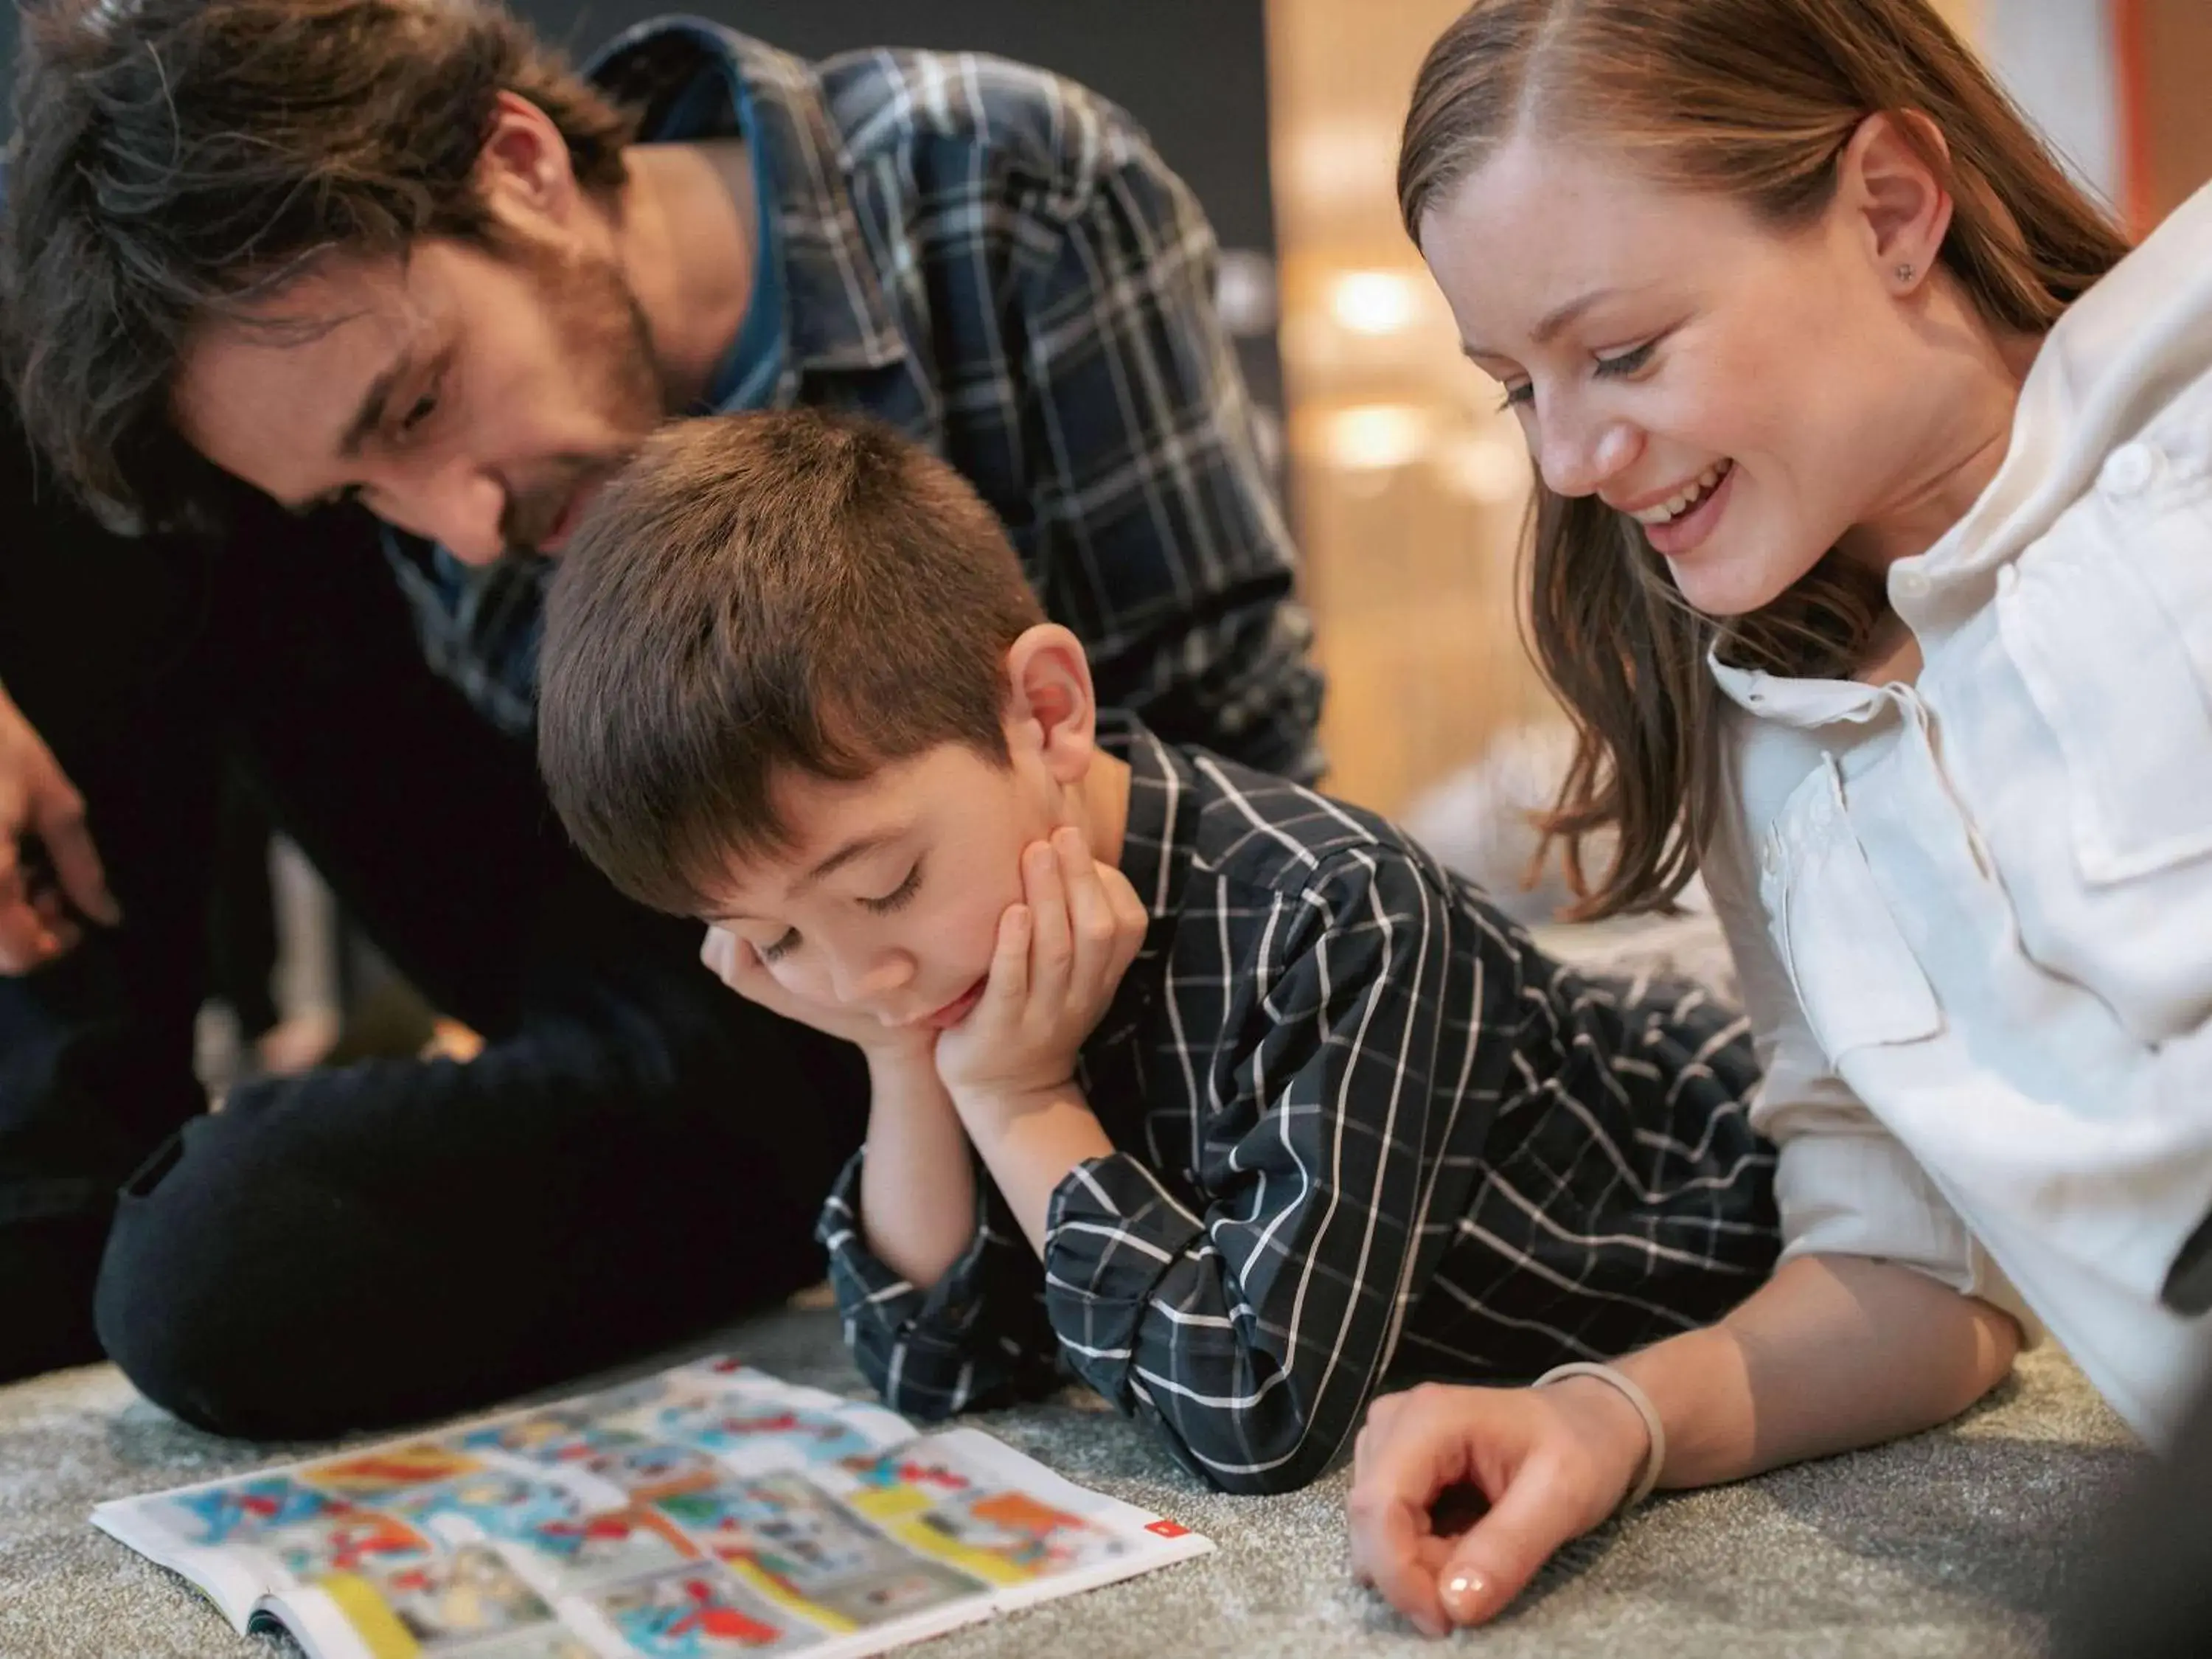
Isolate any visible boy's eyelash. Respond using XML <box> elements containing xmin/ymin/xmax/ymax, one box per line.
<box><xmin>753</xmin><ymin>865</ymin><xmax>922</xmax><ymax>958</ymax></box>
<box><xmin>861</xmin><ymin>863</ymin><xmax>923</xmax><ymax>916</ymax></box>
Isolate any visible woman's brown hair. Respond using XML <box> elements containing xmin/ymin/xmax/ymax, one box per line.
<box><xmin>1399</xmin><ymin>0</ymin><xmax>2130</xmax><ymax>917</ymax></box>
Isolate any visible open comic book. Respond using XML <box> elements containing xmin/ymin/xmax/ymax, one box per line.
<box><xmin>92</xmin><ymin>1354</ymin><xmax>1214</xmax><ymax>1658</ymax></box>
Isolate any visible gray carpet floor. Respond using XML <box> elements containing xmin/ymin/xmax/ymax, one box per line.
<box><xmin>0</xmin><ymin>1299</ymin><xmax>2141</xmax><ymax>1659</ymax></box>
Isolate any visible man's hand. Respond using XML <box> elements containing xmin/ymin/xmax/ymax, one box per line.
<box><xmin>1346</xmin><ymin>1379</ymin><xmax>1652</xmax><ymax>1638</ymax></box>
<box><xmin>699</xmin><ymin>925</ymin><xmax>932</xmax><ymax>1063</ymax></box>
<box><xmin>933</xmin><ymin>827</ymin><xmax>1147</xmax><ymax>1117</ymax></box>
<box><xmin>0</xmin><ymin>678</ymin><xmax>119</xmax><ymax>970</ymax></box>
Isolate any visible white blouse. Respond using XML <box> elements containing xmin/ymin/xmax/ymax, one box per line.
<box><xmin>1705</xmin><ymin>179</ymin><xmax>2212</xmax><ymax>1443</ymax></box>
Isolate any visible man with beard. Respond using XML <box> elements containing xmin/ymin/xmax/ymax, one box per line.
<box><xmin>0</xmin><ymin>0</ymin><xmax>1321</xmax><ymax>1436</ymax></box>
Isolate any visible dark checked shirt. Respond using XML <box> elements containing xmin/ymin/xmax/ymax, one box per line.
<box><xmin>819</xmin><ymin>719</ymin><xmax>1779</xmax><ymax>1495</ymax></box>
<box><xmin>384</xmin><ymin>17</ymin><xmax>1324</xmax><ymax>782</ymax></box>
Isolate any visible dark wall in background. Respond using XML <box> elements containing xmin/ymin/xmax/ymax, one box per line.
<box><xmin>0</xmin><ymin>1</ymin><xmax>1282</xmax><ymax>410</ymax></box>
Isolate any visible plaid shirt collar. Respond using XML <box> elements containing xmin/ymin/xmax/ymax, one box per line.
<box><xmin>1089</xmin><ymin>717</ymin><xmax>1197</xmax><ymax>1046</ymax></box>
<box><xmin>586</xmin><ymin>18</ymin><xmax>911</xmax><ymax>395</ymax></box>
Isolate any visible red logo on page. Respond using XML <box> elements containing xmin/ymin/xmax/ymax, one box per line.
<box><xmin>1145</xmin><ymin>1520</ymin><xmax>1190</xmax><ymax>1537</ymax></box>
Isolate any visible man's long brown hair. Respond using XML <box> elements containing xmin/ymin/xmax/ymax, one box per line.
<box><xmin>3</xmin><ymin>0</ymin><xmax>633</xmax><ymax>532</ymax></box>
<box><xmin>1398</xmin><ymin>0</ymin><xmax>2129</xmax><ymax>917</ymax></box>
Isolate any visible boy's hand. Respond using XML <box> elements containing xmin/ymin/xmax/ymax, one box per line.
<box><xmin>934</xmin><ymin>827</ymin><xmax>1147</xmax><ymax>1113</ymax></box>
<box><xmin>1346</xmin><ymin>1380</ymin><xmax>1652</xmax><ymax>1638</ymax></box>
<box><xmin>700</xmin><ymin>925</ymin><xmax>933</xmax><ymax>1062</ymax></box>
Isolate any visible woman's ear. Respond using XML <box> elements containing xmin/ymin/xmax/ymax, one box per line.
<box><xmin>1003</xmin><ymin>624</ymin><xmax>1098</xmax><ymax>784</ymax></box>
<box><xmin>1837</xmin><ymin>110</ymin><xmax>1955</xmax><ymax>295</ymax></box>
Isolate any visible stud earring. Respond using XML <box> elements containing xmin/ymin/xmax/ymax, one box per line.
<box><xmin>1896</xmin><ymin>262</ymin><xmax>1916</xmax><ymax>284</ymax></box>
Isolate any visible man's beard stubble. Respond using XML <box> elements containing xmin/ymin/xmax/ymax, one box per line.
<box><xmin>497</xmin><ymin>238</ymin><xmax>665</xmax><ymax>557</ymax></box>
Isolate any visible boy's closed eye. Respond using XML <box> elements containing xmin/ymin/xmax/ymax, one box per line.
<box><xmin>754</xmin><ymin>861</ymin><xmax>926</xmax><ymax>964</ymax></box>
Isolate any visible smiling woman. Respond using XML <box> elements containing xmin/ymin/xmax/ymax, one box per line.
<box><xmin>1398</xmin><ymin>0</ymin><xmax>2124</xmax><ymax>918</ymax></box>
<box><xmin>1338</xmin><ymin>0</ymin><xmax>2212</xmax><ymax>1638</ymax></box>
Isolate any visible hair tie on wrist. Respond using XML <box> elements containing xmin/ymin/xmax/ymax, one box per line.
<box><xmin>1533</xmin><ymin>1361</ymin><xmax>1666</xmax><ymax>1509</ymax></box>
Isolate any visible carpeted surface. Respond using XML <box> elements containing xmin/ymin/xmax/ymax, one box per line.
<box><xmin>0</xmin><ymin>1299</ymin><xmax>2140</xmax><ymax>1659</ymax></box>
<box><xmin>0</xmin><ymin>914</ymin><xmax>2143</xmax><ymax>1655</ymax></box>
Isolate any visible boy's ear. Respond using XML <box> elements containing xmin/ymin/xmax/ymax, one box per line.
<box><xmin>1003</xmin><ymin>624</ymin><xmax>1097</xmax><ymax>784</ymax></box>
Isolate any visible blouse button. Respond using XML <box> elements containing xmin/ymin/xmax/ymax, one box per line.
<box><xmin>1893</xmin><ymin>568</ymin><xmax>1931</xmax><ymax>601</ymax></box>
<box><xmin>2101</xmin><ymin>442</ymin><xmax>2162</xmax><ymax>497</ymax></box>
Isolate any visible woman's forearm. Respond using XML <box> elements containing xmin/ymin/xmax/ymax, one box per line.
<box><xmin>1615</xmin><ymin>1254</ymin><xmax>2021</xmax><ymax>1489</ymax></box>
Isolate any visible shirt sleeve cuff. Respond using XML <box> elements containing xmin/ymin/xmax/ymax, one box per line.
<box><xmin>1041</xmin><ymin>1152</ymin><xmax>1208</xmax><ymax>1397</ymax></box>
<box><xmin>816</xmin><ymin>1147</ymin><xmax>1002</xmax><ymax>1343</ymax></box>
<box><xmin>1774</xmin><ymin>1131</ymin><xmax>2046</xmax><ymax>1345</ymax></box>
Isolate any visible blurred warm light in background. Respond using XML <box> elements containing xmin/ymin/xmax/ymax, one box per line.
<box><xmin>1265</xmin><ymin>0</ymin><xmax>1551</xmax><ymax>818</ymax></box>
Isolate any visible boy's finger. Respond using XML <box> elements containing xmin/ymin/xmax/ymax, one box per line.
<box><xmin>1433</xmin><ymin>1455</ymin><xmax>1596</xmax><ymax>1628</ymax></box>
<box><xmin>1058</xmin><ymin>832</ymin><xmax>1115</xmax><ymax>967</ymax></box>
<box><xmin>1023</xmin><ymin>841</ymin><xmax>1071</xmax><ymax>1000</ymax></box>
<box><xmin>983</xmin><ymin>903</ymin><xmax>1032</xmax><ymax>1008</ymax></box>
<box><xmin>1099</xmin><ymin>861</ymin><xmax>1150</xmax><ymax>971</ymax></box>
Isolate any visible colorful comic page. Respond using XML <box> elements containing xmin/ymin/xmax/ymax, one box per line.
<box><xmin>94</xmin><ymin>1357</ymin><xmax>1213</xmax><ymax>1659</ymax></box>
<box><xmin>304</xmin><ymin>1444</ymin><xmax>487</xmax><ymax>1500</ymax></box>
<box><xmin>257</xmin><ymin>1508</ymin><xmax>439</xmax><ymax>1583</ymax></box>
<box><xmin>420</xmin><ymin>1631</ymin><xmax>597</xmax><ymax>1659</ymax></box>
<box><xmin>649</xmin><ymin>1474</ymin><xmax>981</xmax><ymax>1632</ymax></box>
<box><xmin>580</xmin><ymin>1564</ymin><xmax>827</xmax><ymax>1656</ymax></box>
<box><xmin>583</xmin><ymin>1359</ymin><xmax>911</xmax><ymax>1481</ymax></box>
<box><xmin>323</xmin><ymin>1543</ymin><xmax>554</xmax><ymax>1646</ymax></box>
<box><xmin>819</xmin><ymin>1437</ymin><xmax>1130</xmax><ymax>1590</ymax></box>
<box><xmin>453</xmin><ymin>1409</ymin><xmax>719</xmax><ymax>1498</ymax></box>
<box><xmin>387</xmin><ymin>1471</ymin><xmax>590</xmax><ymax>1545</ymax></box>
<box><xmin>146</xmin><ymin>1475</ymin><xmax>344</xmax><ymax>1551</ymax></box>
<box><xmin>505</xmin><ymin>1504</ymin><xmax>702</xmax><ymax>1595</ymax></box>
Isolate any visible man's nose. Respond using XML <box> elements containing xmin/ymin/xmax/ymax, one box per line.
<box><xmin>401</xmin><ymin>462</ymin><xmax>507</xmax><ymax>565</ymax></box>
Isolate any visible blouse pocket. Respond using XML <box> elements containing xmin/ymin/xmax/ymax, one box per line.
<box><xmin>1996</xmin><ymin>458</ymin><xmax>2212</xmax><ymax>885</ymax></box>
<box><xmin>1760</xmin><ymin>757</ymin><xmax>1944</xmax><ymax>1062</ymax></box>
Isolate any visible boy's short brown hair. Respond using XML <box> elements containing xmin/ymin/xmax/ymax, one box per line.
<box><xmin>538</xmin><ymin>410</ymin><xmax>1047</xmax><ymax>916</ymax></box>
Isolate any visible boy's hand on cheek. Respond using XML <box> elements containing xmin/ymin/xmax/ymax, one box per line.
<box><xmin>700</xmin><ymin>924</ymin><xmax>935</xmax><ymax>1064</ymax></box>
<box><xmin>934</xmin><ymin>827</ymin><xmax>1148</xmax><ymax>1121</ymax></box>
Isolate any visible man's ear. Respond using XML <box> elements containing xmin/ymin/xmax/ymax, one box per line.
<box><xmin>475</xmin><ymin>90</ymin><xmax>588</xmax><ymax>234</ymax></box>
<box><xmin>1003</xmin><ymin>624</ymin><xmax>1098</xmax><ymax>785</ymax></box>
<box><xmin>1837</xmin><ymin>110</ymin><xmax>1955</xmax><ymax>296</ymax></box>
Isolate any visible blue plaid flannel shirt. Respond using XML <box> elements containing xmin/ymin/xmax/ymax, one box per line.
<box><xmin>384</xmin><ymin>17</ymin><xmax>1324</xmax><ymax>782</ymax></box>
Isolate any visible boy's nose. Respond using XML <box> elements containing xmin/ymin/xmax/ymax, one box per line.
<box><xmin>832</xmin><ymin>953</ymin><xmax>916</xmax><ymax>1009</ymax></box>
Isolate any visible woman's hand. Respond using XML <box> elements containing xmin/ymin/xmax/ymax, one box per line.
<box><xmin>1346</xmin><ymin>1378</ymin><xmax>1652</xmax><ymax>1636</ymax></box>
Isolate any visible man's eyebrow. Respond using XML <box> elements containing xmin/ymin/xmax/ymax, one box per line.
<box><xmin>1463</xmin><ymin>286</ymin><xmax>1624</xmax><ymax>359</ymax></box>
<box><xmin>336</xmin><ymin>352</ymin><xmax>408</xmax><ymax>462</ymax></box>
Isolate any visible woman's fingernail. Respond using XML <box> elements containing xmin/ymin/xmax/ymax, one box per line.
<box><xmin>1442</xmin><ymin>1570</ymin><xmax>1488</xmax><ymax>1622</ymax></box>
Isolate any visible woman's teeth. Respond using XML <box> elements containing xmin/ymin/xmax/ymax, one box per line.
<box><xmin>1632</xmin><ymin>461</ymin><xmax>1731</xmax><ymax>525</ymax></box>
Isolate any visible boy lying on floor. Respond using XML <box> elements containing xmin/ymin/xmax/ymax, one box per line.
<box><xmin>533</xmin><ymin>409</ymin><xmax>1780</xmax><ymax>1495</ymax></box>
